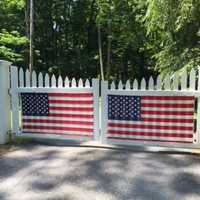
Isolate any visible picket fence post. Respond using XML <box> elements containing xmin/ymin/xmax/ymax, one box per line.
<box><xmin>0</xmin><ymin>60</ymin><xmax>11</xmax><ymax>144</ymax></box>
<box><xmin>92</xmin><ymin>79</ymin><xmax>99</xmax><ymax>141</ymax></box>
<box><xmin>101</xmin><ymin>80</ymin><xmax>108</xmax><ymax>143</ymax></box>
<box><xmin>11</xmin><ymin>66</ymin><xmax>20</xmax><ymax>136</ymax></box>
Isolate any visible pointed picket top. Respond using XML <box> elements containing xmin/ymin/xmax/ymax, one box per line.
<box><xmin>51</xmin><ymin>74</ymin><xmax>56</xmax><ymax>87</ymax></box>
<box><xmin>148</xmin><ymin>76</ymin><xmax>154</xmax><ymax>90</ymax></box>
<box><xmin>58</xmin><ymin>76</ymin><xmax>63</xmax><ymax>88</ymax></box>
<box><xmin>78</xmin><ymin>78</ymin><xmax>83</xmax><ymax>88</ymax></box>
<box><xmin>164</xmin><ymin>74</ymin><xmax>171</xmax><ymax>90</ymax></box>
<box><xmin>44</xmin><ymin>73</ymin><xmax>50</xmax><ymax>87</ymax></box>
<box><xmin>118</xmin><ymin>80</ymin><xmax>123</xmax><ymax>90</ymax></box>
<box><xmin>32</xmin><ymin>70</ymin><xmax>37</xmax><ymax>87</ymax></box>
<box><xmin>181</xmin><ymin>69</ymin><xmax>187</xmax><ymax>90</ymax></box>
<box><xmin>71</xmin><ymin>78</ymin><xmax>76</xmax><ymax>87</ymax></box>
<box><xmin>25</xmin><ymin>69</ymin><xmax>30</xmax><ymax>87</ymax></box>
<box><xmin>133</xmin><ymin>79</ymin><xmax>138</xmax><ymax>90</ymax></box>
<box><xmin>156</xmin><ymin>74</ymin><xmax>162</xmax><ymax>90</ymax></box>
<box><xmin>172</xmin><ymin>73</ymin><xmax>179</xmax><ymax>90</ymax></box>
<box><xmin>19</xmin><ymin>68</ymin><xmax>24</xmax><ymax>87</ymax></box>
<box><xmin>85</xmin><ymin>79</ymin><xmax>90</xmax><ymax>87</ymax></box>
<box><xmin>38</xmin><ymin>72</ymin><xmax>43</xmax><ymax>87</ymax></box>
<box><xmin>110</xmin><ymin>81</ymin><xmax>115</xmax><ymax>89</ymax></box>
<box><xmin>140</xmin><ymin>78</ymin><xmax>146</xmax><ymax>90</ymax></box>
<box><xmin>189</xmin><ymin>68</ymin><xmax>196</xmax><ymax>90</ymax></box>
<box><xmin>64</xmin><ymin>76</ymin><xmax>69</xmax><ymax>87</ymax></box>
<box><xmin>125</xmin><ymin>80</ymin><xmax>131</xmax><ymax>90</ymax></box>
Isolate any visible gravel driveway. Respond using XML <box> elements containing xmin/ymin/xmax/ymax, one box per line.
<box><xmin>0</xmin><ymin>143</ymin><xmax>200</xmax><ymax>200</ymax></box>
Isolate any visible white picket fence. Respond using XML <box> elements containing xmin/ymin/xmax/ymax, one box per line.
<box><xmin>107</xmin><ymin>68</ymin><xmax>197</xmax><ymax>91</ymax></box>
<box><xmin>101</xmin><ymin>68</ymin><xmax>200</xmax><ymax>148</ymax></box>
<box><xmin>10</xmin><ymin>66</ymin><xmax>99</xmax><ymax>142</ymax></box>
<box><xmin>1</xmin><ymin>59</ymin><xmax>200</xmax><ymax>148</ymax></box>
<box><xmin>17</xmin><ymin>68</ymin><xmax>93</xmax><ymax>88</ymax></box>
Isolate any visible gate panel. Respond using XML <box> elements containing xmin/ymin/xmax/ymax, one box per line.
<box><xmin>10</xmin><ymin>66</ymin><xmax>99</xmax><ymax>142</ymax></box>
<box><xmin>101</xmin><ymin>69</ymin><xmax>200</xmax><ymax>148</ymax></box>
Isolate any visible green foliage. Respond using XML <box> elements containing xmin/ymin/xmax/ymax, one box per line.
<box><xmin>0</xmin><ymin>30</ymin><xmax>28</xmax><ymax>62</ymax></box>
<box><xmin>0</xmin><ymin>0</ymin><xmax>27</xmax><ymax>64</ymax></box>
<box><xmin>145</xmin><ymin>0</ymin><xmax>200</xmax><ymax>74</ymax></box>
<box><xmin>0</xmin><ymin>0</ymin><xmax>200</xmax><ymax>78</ymax></box>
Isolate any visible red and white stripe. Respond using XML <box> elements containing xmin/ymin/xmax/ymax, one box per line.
<box><xmin>22</xmin><ymin>92</ymin><xmax>94</xmax><ymax>138</ymax></box>
<box><xmin>108</xmin><ymin>96</ymin><xmax>195</xmax><ymax>144</ymax></box>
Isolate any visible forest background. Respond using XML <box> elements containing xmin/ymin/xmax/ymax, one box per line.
<box><xmin>1</xmin><ymin>0</ymin><xmax>200</xmax><ymax>81</ymax></box>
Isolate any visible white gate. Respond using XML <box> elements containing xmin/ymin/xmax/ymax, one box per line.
<box><xmin>101</xmin><ymin>69</ymin><xmax>200</xmax><ymax>148</ymax></box>
<box><xmin>10</xmin><ymin>66</ymin><xmax>99</xmax><ymax>142</ymax></box>
<box><xmin>6</xmin><ymin>62</ymin><xmax>200</xmax><ymax>149</ymax></box>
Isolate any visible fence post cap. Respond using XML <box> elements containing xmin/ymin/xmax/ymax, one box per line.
<box><xmin>0</xmin><ymin>60</ymin><xmax>12</xmax><ymax>67</ymax></box>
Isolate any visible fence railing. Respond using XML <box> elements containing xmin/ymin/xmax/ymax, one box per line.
<box><xmin>10</xmin><ymin>66</ymin><xmax>99</xmax><ymax>142</ymax></box>
<box><xmin>1</xmin><ymin>59</ymin><xmax>200</xmax><ymax>148</ymax></box>
<box><xmin>108</xmin><ymin>68</ymin><xmax>199</xmax><ymax>91</ymax></box>
<box><xmin>101</xmin><ymin>68</ymin><xmax>200</xmax><ymax>148</ymax></box>
<box><xmin>17</xmin><ymin>68</ymin><xmax>92</xmax><ymax>88</ymax></box>
<box><xmin>0</xmin><ymin>60</ymin><xmax>11</xmax><ymax>144</ymax></box>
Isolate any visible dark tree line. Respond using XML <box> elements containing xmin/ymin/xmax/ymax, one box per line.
<box><xmin>1</xmin><ymin>0</ymin><xmax>200</xmax><ymax>80</ymax></box>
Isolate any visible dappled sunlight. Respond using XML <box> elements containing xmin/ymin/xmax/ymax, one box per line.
<box><xmin>0</xmin><ymin>144</ymin><xmax>200</xmax><ymax>200</ymax></box>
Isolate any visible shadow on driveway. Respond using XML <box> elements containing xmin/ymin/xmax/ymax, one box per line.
<box><xmin>0</xmin><ymin>142</ymin><xmax>200</xmax><ymax>200</ymax></box>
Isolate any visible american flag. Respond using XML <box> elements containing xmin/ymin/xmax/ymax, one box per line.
<box><xmin>108</xmin><ymin>95</ymin><xmax>195</xmax><ymax>144</ymax></box>
<box><xmin>21</xmin><ymin>92</ymin><xmax>94</xmax><ymax>138</ymax></box>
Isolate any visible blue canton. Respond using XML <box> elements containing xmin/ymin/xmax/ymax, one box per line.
<box><xmin>108</xmin><ymin>95</ymin><xmax>141</xmax><ymax>121</ymax></box>
<box><xmin>21</xmin><ymin>93</ymin><xmax>49</xmax><ymax>116</ymax></box>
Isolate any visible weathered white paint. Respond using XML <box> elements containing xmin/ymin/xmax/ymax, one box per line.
<box><xmin>92</xmin><ymin>79</ymin><xmax>99</xmax><ymax>141</ymax></box>
<box><xmin>38</xmin><ymin>72</ymin><xmax>43</xmax><ymax>87</ymax></box>
<box><xmin>58</xmin><ymin>76</ymin><xmax>63</xmax><ymax>88</ymax></box>
<box><xmin>78</xmin><ymin>78</ymin><xmax>83</xmax><ymax>88</ymax></box>
<box><xmin>51</xmin><ymin>74</ymin><xmax>56</xmax><ymax>87</ymax></box>
<box><xmin>25</xmin><ymin>69</ymin><xmax>30</xmax><ymax>87</ymax></box>
<box><xmin>118</xmin><ymin>80</ymin><xmax>123</xmax><ymax>90</ymax></box>
<box><xmin>156</xmin><ymin>74</ymin><xmax>162</xmax><ymax>90</ymax></box>
<box><xmin>44</xmin><ymin>73</ymin><xmax>50</xmax><ymax>87</ymax></box>
<box><xmin>164</xmin><ymin>74</ymin><xmax>171</xmax><ymax>90</ymax></box>
<box><xmin>71</xmin><ymin>78</ymin><xmax>76</xmax><ymax>87</ymax></box>
<box><xmin>32</xmin><ymin>70</ymin><xmax>37</xmax><ymax>87</ymax></box>
<box><xmin>101</xmin><ymin>81</ymin><xmax>108</xmax><ymax>143</ymax></box>
<box><xmin>189</xmin><ymin>68</ymin><xmax>196</xmax><ymax>90</ymax></box>
<box><xmin>11</xmin><ymin>66</ymin><xmax>19</xmax><ymax>137</ymax></box>
<box><xmin>0</xmin><ymin>60</ymin><xmax>11</xmax><ymax>144</ymax></box>
<box><xmin>133</xmin><ymin>79</ymin><xmax>138</xmax><ymax>90</ymax></box>
<box><xmin>85</xmin><ymin>79</ymin><xmax>90</xmax><ymax>88</ymax></box>
<box><xmin>181</xmin><ymin>69</ymin><xmax>187</xmax><ymax>90</ymax></box>
<box><xmin>125</xmin><ymin>80</ymin><xmax>131</xmax><ymax>90</ymax></box>
<box><xmin>148</xmin><ymin>76</ymin><xmax>154</xmax><ymax>90</ymax></box>
<box><xmin>110</xmin><ymin>81</ymin><xmax>115</xmax><ymax>90</ymax></box>
<box><xmin>140</xmin><ymin>78</ymin><xmax>146</xmax><ymax>90</ymax></box>
<box><xmin>19</xmin><ymin>68</ymin><xmax>24</xmax><ymax>87</ymax></box>
<box><xmin>64</xmin><ymin>76</ymin><xmax>69</xmax><ymax>87</ymax></box>
<box><xmin>172</xmin><ymin>73</ymin><xmax>179</xmax><ymax>90</ymax></box>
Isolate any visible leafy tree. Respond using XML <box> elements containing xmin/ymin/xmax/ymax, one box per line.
<box><xmin>0</xmin><ymin>0</ymin><xmax>28</xmax><ymax>65</ymax></box>
<box><xmin>145</xmin><ymin>0</ymin><xmax>200</xmax><ymax>74</ymax></box>
<box><xmin>1</xmin><ymin>0</ymin><xmax>199</xmax><ymax>79</ymax></box>
<box><xmin>0</xmin><ymin>30</ymin><xmax>27</xmax><ymax>63</ymax></box>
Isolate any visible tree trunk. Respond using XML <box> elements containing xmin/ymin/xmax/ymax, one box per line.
<box><xmin>29</xmin><ymin>0</ymin><xmax>34</xmax><ymax>80</ymax></box>
<box><xmin>25</xmin><ymin>0</ymin><xmax>29</xmax><ymax>38</ymax></box>
<box><xmin>106</xmin><ymin>0</ymin><xmax>112</xmax><ymax>80</ymax></box>
<box><xmin>98</xmin><ymin>24</ymin><xmax>104</xmax><ymax>80</ymax></box>
<box><xmin>106</xmin><ymin>19</ymin><xmax>112</xmax><ymax>80</ymax></box>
